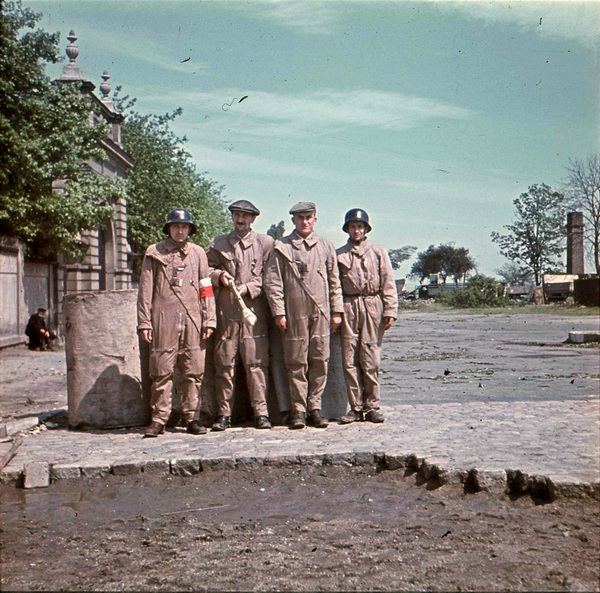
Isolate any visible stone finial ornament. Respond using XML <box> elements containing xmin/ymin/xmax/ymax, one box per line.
<box><xmin>59</xmin><ymin>30</ymin><xmax>85</xmax><ymax>81</ymax></box>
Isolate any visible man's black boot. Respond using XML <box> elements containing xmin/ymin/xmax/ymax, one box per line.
<box><xmin>289</xmin><ymin>412</ymin><xmax>306</xmax><ymax>429</ymax></box>
<box><xmin>308</xmin><ymin>409</ymin><xmax>329</xmax><ymax>428</ymax></box>
<box><xmin>187</xmin><ymin>420</ymin><xmax>207</xmax><ymax>435</ymax></box>
<box><xmin>144</xmin><ymin>421</ymin><xmax>165</xmax><ymax>438</ymax></box>
<box><xmin>340</xmin><ymin>409</ymin><xmax>362</xmax><ymax>424</ymax></box>
<box><xmin>255</xmin><ymin>416</ymin><xmax>272</xmax><ymax>429</ymax></box>
<box><xmin>212</xmin><ymin>416</ymin><xmax>230</xmax><ymax>431</ymax></box>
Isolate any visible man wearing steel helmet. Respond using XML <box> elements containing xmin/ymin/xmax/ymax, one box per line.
<box><xmin>264</xmin><ymin>202</ymin><xmax>343</xmax><ymax>429</ymax></box>
<box><xmin>137</xmin><ymin>208</ymin><xmax>216</xmax><ymax>437</ymax></box>
<box><xmin>206</xmin><ymin>199</ymin><xmax>274</xmax><ymax>431</ymax></box>
<box><xmin>336</xmin><ymin>208</ymin><xmax>398</xmax><ymax>424</ymax></box>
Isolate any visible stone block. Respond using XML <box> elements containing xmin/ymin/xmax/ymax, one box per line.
<box><xmin>23</xmin><ymin>461</ymin><xmax>50</xmax><ymax>489</ymax></box>
<box><xmin>50</xmin><ymin>464</ymin><xmax>81</xmax><ymax>481</ymax></box>
<box><xmin>111</xmin><ymin>462</ymin><xmax>143</xmax><ymax>476</ymax></box>
<box><xmin>322</xmin><ymin>452</ymin><xmax>353</xmax><ymax>467</ymax></box>
<box><xmin>201</xmin><ymin>457</ymin><xmax>236</xmax><ymax>471</ymax></box>
<box><xmin>352</xmin><ymin>452</ymin><xmax>376</xmax><ymax>467</ymax></box>
<box><xmin>568</xmin><ymin>331</ymin><xmax>600</xmax><ymax>344</ymax></box>
<box><xmin>80</xmin><ymin>465</ymin><xmax>111</xmax><ymax>479</ymax></box>
<box><xmin>471</xmin><ymin>469</ymin><xmax>508</xmax><ymax>495</ymax></box>
<box><xmin>170</xmin><ymin>457</ymin><xmax>201</xmax><ymax>476</ymax></box>
<box><xmin>384</xmin><ymin>454</ymin><xmax>408</xmax><ymax>471</ymax></box>
<box><xmin>0</xmin><ymin>468</ymin><xmax>21</xmax><ymax>486</ymax></box>
<box><xmin>142</xmin><ymin>460</ymin><xmax>170</xmax><ymax>475</ymax></box>
<box><xmin>235</xmin><ymin>456</ymin><xmax>263</xmax><ymax>470</ymax></box>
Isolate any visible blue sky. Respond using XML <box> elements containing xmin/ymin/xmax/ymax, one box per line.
<box><xmin>28</xmin><ymin>0</ymin><xmax>599</xmax><ymax>277</ymax></box>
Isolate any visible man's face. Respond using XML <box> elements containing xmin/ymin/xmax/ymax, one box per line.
<box><xmin>347</xmin><ymin>221</ymin><xmax>367</xmax><ymax>242</ymax></box>
<box><xmin>168</xmin><ymin>223</ymin><xmax>191</xmax><ymax>243</ymax></box>
<box><xmin>232</xmin><ymin>210</ymin><xmax>255</xmax><ymax>236</ymax></box>
<box><xmin>37</xmin><ymin>310</ymin><xmax>46</xmax><ymax>318</ymax></box>
<box><xmin>292</xmin><ymin>211</ymin><xmax>317</xmax><ymax>238</ymax></box>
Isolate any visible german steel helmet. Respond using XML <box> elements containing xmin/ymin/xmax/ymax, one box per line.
<box><xmin>163</xmin><ymin>208</ymin><xmax>197</xmax><ymax>235</ymax></box>
<box><xmin>343</xmin><ymin>208</ymin><xmax>372</xmax><ymax>233</ymax></box>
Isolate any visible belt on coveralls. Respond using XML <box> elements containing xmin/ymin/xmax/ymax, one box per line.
<box><xmin>344</xmin><ymin>292</ymin><xmax>379</xmax><ymax>298</ymax></box>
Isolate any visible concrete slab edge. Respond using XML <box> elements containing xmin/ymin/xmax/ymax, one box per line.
<box><xmin>1</xmin><ymin>451</ymin><xmax>598</xmax><ymax>501</ymax></box>
<box><xmin>0</xmin><ymin>409</ymin><xmax>66</xmax><ymax>438</ymax></box>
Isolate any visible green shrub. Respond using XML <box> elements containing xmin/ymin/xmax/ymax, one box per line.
<box><xmin>437</xmin><ymin>275</ymin><xmax>511</xmax><ymax>308</ymax></box>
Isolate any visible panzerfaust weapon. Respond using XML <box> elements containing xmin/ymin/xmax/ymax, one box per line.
<box><xmin>230</xmin><ymin>283</ymin><xmax>257</xmax><ymax>327</ymax></box>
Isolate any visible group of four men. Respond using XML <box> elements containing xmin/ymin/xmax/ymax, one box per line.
<box><xmin>137</xmin><ymin>201</ymin><xmax>398</xmax><ymax>438</ymax></box>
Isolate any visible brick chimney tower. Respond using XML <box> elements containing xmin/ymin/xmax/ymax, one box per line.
<box><xmin>566</xmin><ymin>212</ymin><xmax>585</xmax><ymax>274</ymax></box>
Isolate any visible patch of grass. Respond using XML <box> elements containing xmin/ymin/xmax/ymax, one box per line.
<box><xmin>400</xmin><ymin>303</ymin><xmax>599</xmax><ymax>316</ymax></box>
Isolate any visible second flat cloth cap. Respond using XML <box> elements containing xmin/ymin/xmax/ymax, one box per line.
<box><xmin>289</xmin><ymin>201</ymin><xmax>316</xmax><ymax>214</ymax></box>
<box><xmin>228</xmin><ymin>200</ymin><xmax>260</xmax><ymax>216</ymax></box>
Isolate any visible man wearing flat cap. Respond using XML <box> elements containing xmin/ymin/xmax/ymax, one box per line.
<box><xmin>206</xmin><ymin>200</ymin><xmax>274</xmax><ymax>431</ymax></box>
<box><xmin>265</xmin><ymin>202</ymin><xmax>343</xmax><ymax>429</ymax></box>
<box><xmin>138</xmin><ymin>208</ymin><xmax>216</xmax><ymax>438</ymax></box>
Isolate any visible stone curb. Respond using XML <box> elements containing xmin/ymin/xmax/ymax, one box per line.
<box><xmin>3</xmin><ymin>450</ymin><xmax>598</xmax><ymax>501</ymax></box>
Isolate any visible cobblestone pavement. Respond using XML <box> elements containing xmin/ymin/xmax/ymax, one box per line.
<box><xmin>1</xmin><ymin>311</ymin><xmax>598</xmax><ymax>497</ymax></box>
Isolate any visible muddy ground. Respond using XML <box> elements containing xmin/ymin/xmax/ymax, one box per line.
<box><xmin>1</xmin><ymin>466</ymin><xmax>598</xmax><ymax>592</ymax></box>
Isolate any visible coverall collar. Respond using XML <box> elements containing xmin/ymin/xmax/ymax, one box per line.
<box><xmin>292</xmin><ymin>230</ymin><xmax>318</xmax><ymax>248</ymax></box>
<box><xmin>164</xmin><ymin>236</ymin><xmax>190</xmax><ymax>254</ymax></box>
<box><xmin>348</xmin><ymin>236</ymin><xmax>370</xmax><ymax>256</ymax></box>
<box><xmin>229</xmin><ymin>229</ymin><xmax>256</xmax><ymax>249</ymax></box>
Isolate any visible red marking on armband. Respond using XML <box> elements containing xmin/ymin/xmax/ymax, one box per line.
<box><xmin>199</xmin><ymin>285</ymin><xmax>214</xmax><ymax>298</ymax></box>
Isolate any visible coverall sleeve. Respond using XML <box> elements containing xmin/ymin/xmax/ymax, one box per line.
<box><xmin>264</xmin><ymin>247</ymin><xmax>286</xmax><ymax>317</ymax></box>
<box><xmin>379</xmin><ymin>247</ymin><xmax>399</xmax><ymax>319</ymax></box>
<box><xmin>206</xmin><ymin>242</ymin><xmax>224</xmax><ymax>286</ymax></box>
<box><xmin>326</xmin><ymin>242</ymin><xmax>344</xmax><ymax>315</ymax></box>
<box><xmin>199</xmin><ymin>249</ymin><xmax>217</xmax><ymax>329</ymax></box>
<box><xmin>137</xmin><ymin>253</ymin><xmax>154</xmax><ymax>331</ymax></box>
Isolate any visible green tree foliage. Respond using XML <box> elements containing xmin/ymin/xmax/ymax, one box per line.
<box><xmin>0</xmin><ymin>1</ymin><xmax>120</xmax><ymax>256</ymax></box>
<box><xmin>388</xmin><ymin>246</ymin><xmax>417</xmax><ymax>271</ymax></box>
<box><xmin>267</xmin><ymin>220</ymin><xmax>285</xmax><ymax>240</ymax></box>
<box><xmin>495</xmin><ymin>261</ymin><xmax>534</xmax><ymax>285</ymax></box>
<box><xmin>409</xmin><ymin>243</ymin><xmax>475</xmax><ymax>283</ymax></box>
<box><xmin>437</xmin><ymin>275</ymin><xmax>511</xmax><ymax>308</ymax></box>
<box><xmin>564</xmin><ymin>154</ymin><xmax>600</xmax><ymax>274</ymax></box>
<box><xmin>112</xmin><ymin>92</ymin><xmax>231</xmax><ymax>260</ymax></box>
<box><xmin>491</xmin><ymin>184</ymin><xmax>567</xmax><ymax>285</ymax></box>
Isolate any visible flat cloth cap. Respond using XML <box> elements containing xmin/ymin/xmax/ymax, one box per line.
<box><xmin>289</xmin><ymin>201</ymin><xmax>316</xmax><ymax>214</ymax></box>
<box><xmin>228</xmin><ymin>199</ymin><xmax>260</xmax><ymax>216</ymax></box>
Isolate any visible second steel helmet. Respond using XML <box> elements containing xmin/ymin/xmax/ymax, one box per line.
<box><xmin>163</xmin><ymin>208</ymin><xmax>197</xmax><ymax>235</ymax></box>
<box><xmin>343</xmin><ymin>208</ymin><xmax>372</xmax><ymax>233</ymax></box>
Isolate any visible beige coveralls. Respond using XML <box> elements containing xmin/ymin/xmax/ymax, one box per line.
<box><xmin>137</xmin><ymin>237</ymin><xmax>216</xmax><ymax>424</ymax></box>
<box><xmin>207</xmin><ymin>230</ymin><xmax>274</xmax><ymax>417</ymax></box>
<box><xmin>336</xmin><ymin>238</ymin><xmax>398</xmax><ymax>412</ymax></box>
<box><xmin>265</xmin><ymin>232</ymin><xmax>343</xmax><ymax>414</ymax></box>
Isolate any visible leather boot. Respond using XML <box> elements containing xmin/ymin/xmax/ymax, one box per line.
<box><xmin>364</xmin><ymin>409</ymin><xmax>385</xmax><ymax>423</ymax></box>
<box><xmin>187</xmin><ymin>420</ymin><xmax>207</xmax><ymax>435</ymax></box>
<box><xmin>144</xmin><ymin>421</ymin><xmax>165</xmax><ymax>438</ymax></box>
<box><xmin>255</xmin><ymin>415</ymin><xmax>272</xmax><ymax>429</ymax></box>
<box><xmin>308</xmin><ymin>409</ymin><xmax>328</xmax><ymax>428</ymax></box>
<box><xmin>340</xmin><ymin>409</ymin><xmax>362</xmax><ymax>424</ymax></box>
<box><xmin>212</xmin><ymin>416</ymin><xmax>230</xmax><ymax>431</ymax></box>
<box><xmin>289</xmin><ymin>412</ymin><xmax>306</xmax><ymax>429</ymax></box>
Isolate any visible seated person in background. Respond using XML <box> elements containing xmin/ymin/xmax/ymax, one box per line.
<box><xmin>25</xmin><ymin>308</ymin><xmax>57</xmax><ymax>351</ymax></box>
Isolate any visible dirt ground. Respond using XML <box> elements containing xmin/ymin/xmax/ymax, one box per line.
<box><xmin>1</xmin><ymin>466</ymin><xmax>598</xmax><ymax>592</ymax></box>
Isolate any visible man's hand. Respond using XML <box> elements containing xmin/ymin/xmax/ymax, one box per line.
<box><xmin>274</xmin><ymin>315</ymin><xmax>287</xmax><ymax>333</ymax></box>
<box><xmin>140</xmin><ymin>329</ymin><xmax>153</xmax><ymax>343</ymax></box>
<box><xmin>220</xmin><ymin>271</ymin><xmax>234</xmax><ymax>287</ymax></box>
<box><xmin>202</xmin><ymin>327</ymin><xmax>215</xmax><ymax>340</ymax></box>
<box><xmin>331</xmin><ymin>313</ymin><xmax>342</xmax><ymax>333</ymax></box>
<box><xmin>237</xmin><ymin>284</ymin><xmax>248</xmax><ymax>297</ymax></box>
<box><xmin>383</xmin><ymin>317</ymin><xmax>394</xmax><ymax>331</ymax></box>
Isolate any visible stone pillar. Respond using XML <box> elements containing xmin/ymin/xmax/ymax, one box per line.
<box><xmin>567</xmin><ymin>212</ymin><xmax>585</xmax><ymax>275</ymax></box>
<box><xmin>64</xmin><ymin>289</ymin><xmax>149</xmax><ymax>429</ymax></box>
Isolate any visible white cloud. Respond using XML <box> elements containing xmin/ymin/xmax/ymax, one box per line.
<box><xmin>161</xmin><ymin>88</ymin><xmax>473</xmax><ymax>135</ymax></box>
<box><xmin>437</xmin><ymin>1</ymin><xmax>600</xmax><ymax>48</ymax></box>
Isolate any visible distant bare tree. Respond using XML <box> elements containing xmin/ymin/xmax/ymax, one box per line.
<box><xmin>564</xmin><ymin>154</ymin><xmax>600</xmax><ymax>274</ymax></box>
<box><xmin>495</xmin><ymin>261</ymin><xmax>534</xmax><ymax>285</ymax></box>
